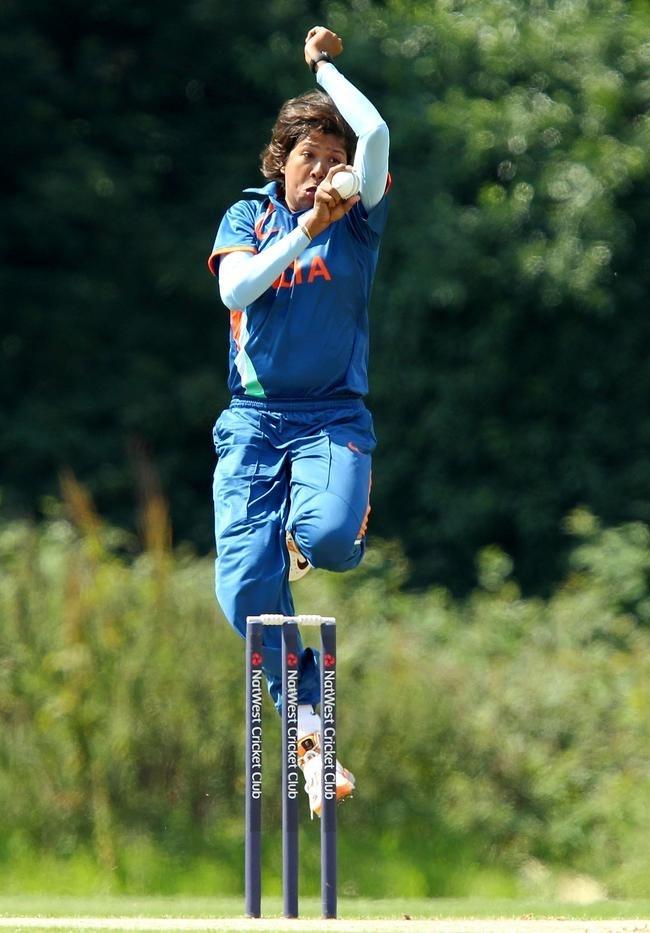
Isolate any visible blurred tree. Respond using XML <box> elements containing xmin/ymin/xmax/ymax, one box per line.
<box><xmin>333</xmin><ymin>0</ymin><xmax>650</xmax><ymax>591</ymax></box>
<box><xmin>0</xmin><ymin>0</ymin><xmax>326</xmax><ymax>549</ymax></box>
<box><xmin>2</xmin><ymin>0</ymin><xmax>650</xmax><ymax>592</ymax></box>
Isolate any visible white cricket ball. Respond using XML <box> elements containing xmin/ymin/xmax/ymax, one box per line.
<box><xmin>331</xmin><ymin>170</ymin><xmax>360</xmax><ymax>199</ymax></box>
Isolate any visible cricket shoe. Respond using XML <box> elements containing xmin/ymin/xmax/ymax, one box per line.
<box><xmin>286</xmin><ymin>530</ymin><xmax>312</xmax><ymax>582</ymax></box>
<box><xmin>297</xmin><ymin>732</ymin><xmax>355</xmax><ymax>818</ymax></box>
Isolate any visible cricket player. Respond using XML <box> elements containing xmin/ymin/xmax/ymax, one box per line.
<box><xmin>208</xmin><ymin>26</ymin><xmax>390</xmax><ymax>816</ymax></box>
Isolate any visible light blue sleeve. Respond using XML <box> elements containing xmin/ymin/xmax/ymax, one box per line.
<box><xmin>209</xmin><ymin>199</ymin><xmax>311</xmax><ymax>309</ymax></box>
<box><xmin>218</xmin><ymin>226</ymin><xmax>311</xmax><ymax>310</ymax></box>
<box><xmin>316</xmin><ymin>63</ymin><xmax>390</xmax><ymax>211</ymax></box>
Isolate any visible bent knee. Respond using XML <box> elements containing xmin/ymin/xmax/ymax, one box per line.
<box><xmin>297</xmin><ymin>513</ymin><xmax>361</xmax><ymax>571</ymax></box>
<box><xmin>311</xmin><ymin>528</ymin><xmax>356</xmax><ymax>569</ymax></box>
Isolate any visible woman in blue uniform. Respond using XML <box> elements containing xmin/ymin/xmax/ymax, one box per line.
<box><xmin>209</xmin><ymin>26</ymin><xmax>390</xmax><ymax>815</ymax></box>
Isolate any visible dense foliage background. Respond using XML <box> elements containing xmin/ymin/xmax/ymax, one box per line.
<box><xmin>3</xmin><ymin>0</ymin><xmax>650</xmax><ymax>593</ymax></box>
<box><xmin>1</xmin><ymin>491</ymin><xmax>650</xmax><ymax>897</ymax></box>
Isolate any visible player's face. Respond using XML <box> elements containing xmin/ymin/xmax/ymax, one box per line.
<box><xmin>282</xmin><ymin>131</ymin><xmax>348</xmax><ymax>212</ymax></box>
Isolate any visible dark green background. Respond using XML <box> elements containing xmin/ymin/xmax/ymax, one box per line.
<box><xmin>3</xmin><ymin>0</ymin><xmax>650</xmax><ymax>593</ymax></box>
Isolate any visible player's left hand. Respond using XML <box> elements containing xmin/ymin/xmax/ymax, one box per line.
<box><xmin>304</xmin><ymin>27</ymin><xmax>343</xmax><ymax>67</ymax></box>
<box><xmin>301</xmin><ymin>164</ymin><xmax>360</xmax><ymax>239</ymax></box>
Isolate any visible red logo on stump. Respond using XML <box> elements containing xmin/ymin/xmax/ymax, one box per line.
<box><xmin>251</xmin><ymin>652</ymin><xmax>263</xmax><ymax>667</ymax></box>
<box><xmin>323</xmin><ymin>653</ymin><xmax>336</xmax><ymax>668</ymax></box>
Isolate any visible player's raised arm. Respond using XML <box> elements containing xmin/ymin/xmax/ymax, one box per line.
<box><xmin>304</xmin><ymin>27</ymin><xmax>390</xmax><ymax>212</ymax></box>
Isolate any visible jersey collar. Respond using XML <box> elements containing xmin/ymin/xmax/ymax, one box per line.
<box><xmin>242</xmin><ymin>181</ymin><xmax>307</xmax><ymax>216</ymax></box>
<box><xmin>243</xmin><ymin>181</ymin><xmax>282</xmax><ymax>202</ymax></box>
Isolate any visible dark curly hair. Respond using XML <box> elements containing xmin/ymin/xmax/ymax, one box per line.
<box><xmin>260</xmin><ymin>90</ymin><xmax>356</xmax><ymax>188</ymax></box>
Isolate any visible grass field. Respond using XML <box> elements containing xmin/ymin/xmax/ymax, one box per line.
<box><xmin>1</xmin><ymin>898</ymin><xmax>650</xmax><ymax>933</ymax></box>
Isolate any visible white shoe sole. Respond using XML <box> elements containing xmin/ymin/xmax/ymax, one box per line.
<box><xmin>286</xmin><ymin>531</ymin><xmax>312</xmax><ymax>582</ymax></box>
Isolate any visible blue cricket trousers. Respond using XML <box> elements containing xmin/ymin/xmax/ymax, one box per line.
<box><xmin>212</xmin><ymin>397</ymin><xmax>375</xmax><ymax>710</ymax></box>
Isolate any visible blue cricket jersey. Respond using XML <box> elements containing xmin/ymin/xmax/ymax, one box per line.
<box><xmin>208</xmin><ymin>181</ymin><xmax>389</xmax><ymax>401</ymax></box>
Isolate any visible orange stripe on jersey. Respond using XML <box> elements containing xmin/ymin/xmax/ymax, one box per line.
<box><xmin>230</xmin><ymin>309</ymin><xmax>243</xmax><ymax>350</ymax></box>
<box><xmin>254</xmin><ymin>203</ymin><xmax>279</xmax><ymax>242</ymax></box>
<box><xmin>207</xmin><ymin>245</ymin><xmax>257</xmax><ymax>276</ymax></box>
<box><xmin>385</xmin><ymin>172</ymin><xmax>393</xmax><ymax>194</ymax></box>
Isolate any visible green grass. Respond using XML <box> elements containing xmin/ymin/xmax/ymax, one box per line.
<box><xmin>1</xmin><ymin>898</ymin><xmax>650</xmax><ymax>933</ymax></box>
<box><xmin>1</xmin><ymin>895</ymin><xmax>650</xmax><ymax>919</ymax></box>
